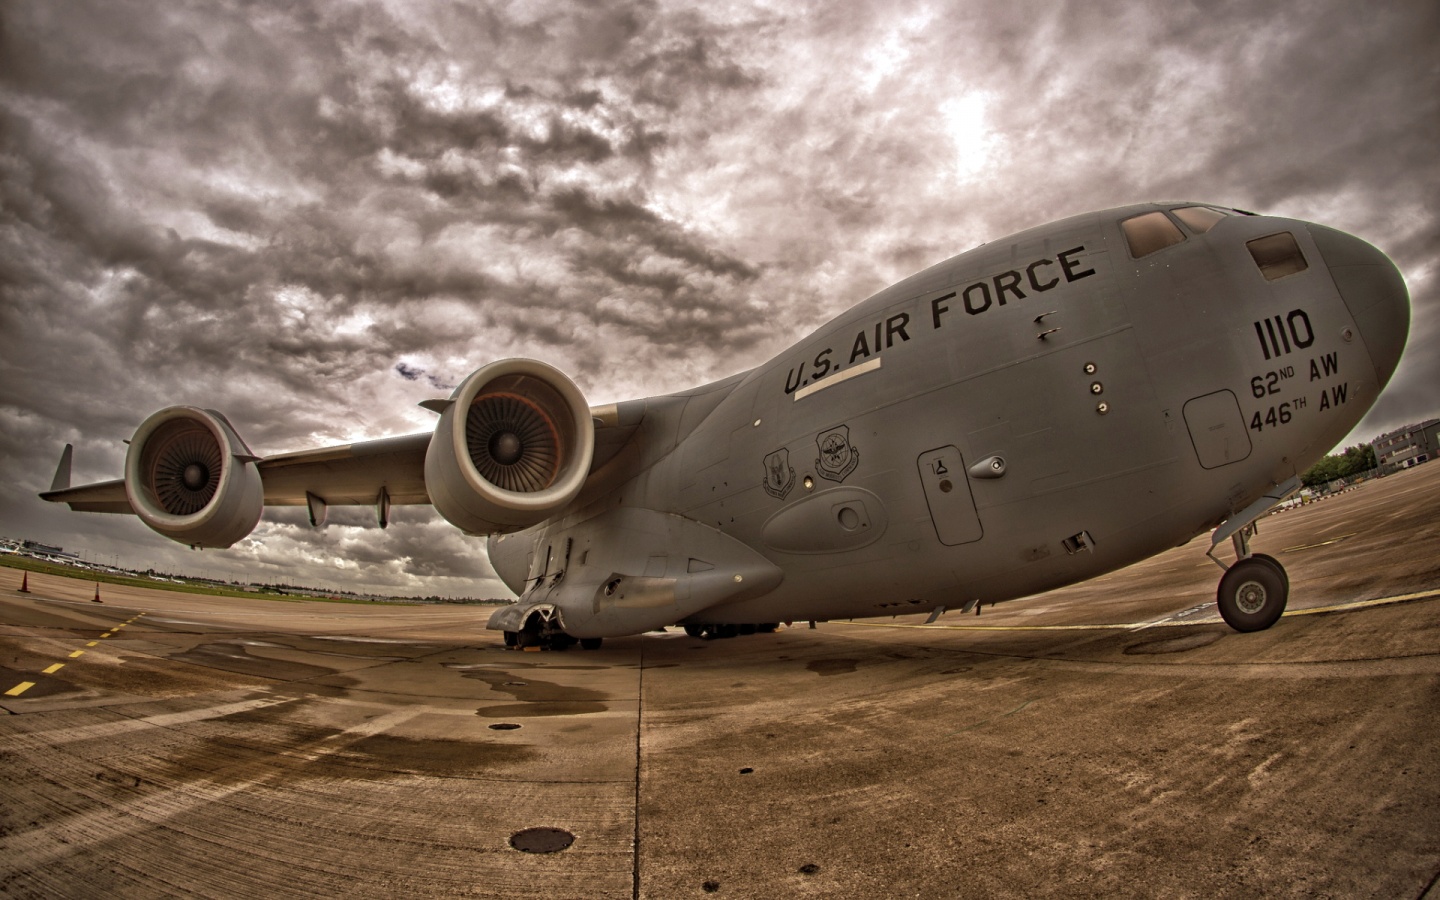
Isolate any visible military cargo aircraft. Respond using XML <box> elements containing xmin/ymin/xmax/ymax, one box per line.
<box><xmin>42</xmin><ymin>203</ymin><xmax>1410</xmax><ymax>648</ymax></box>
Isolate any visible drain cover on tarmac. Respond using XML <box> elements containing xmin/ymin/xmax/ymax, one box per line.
<box><xmin>510</xmin><ymin>827</ymin><xmax>575</xmax><ymax>853</ymax></box>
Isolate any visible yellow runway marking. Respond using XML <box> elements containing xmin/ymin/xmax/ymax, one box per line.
<box><xmin>1282</xmin><ymin>533</ymin><xmax>1357</xmax><ymax>553</ymax></box>
<box><xmin>840</xmin><ymin>588</ymin><xmax>1440</xmax><ymax>633</ymax></box>
<box><xmin>1282</xmin><ymin>588</ymin><xmax>1440</xmax><ymax>617</ymax></box>
<box><xmin>2</xmin><ymin>613</ymin><xmax>146</xmax><ymax>700</ymax></box>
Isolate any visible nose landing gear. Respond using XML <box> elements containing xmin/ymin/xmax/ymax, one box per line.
<box><xmin>1213</xmin><ymin>526</ymin><xmax>1289</xmax><ymax>632</ymax></box>
<box><xmin>1205</xmin><ymin>477</ymin><xmax>1301</xmax><ymax>633</ymax></box>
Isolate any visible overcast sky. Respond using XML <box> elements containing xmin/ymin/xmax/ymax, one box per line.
<box><xmin>2</xmin><ymin>0</ymin><xmax>1436</xmax><ymax>598</ymax></box>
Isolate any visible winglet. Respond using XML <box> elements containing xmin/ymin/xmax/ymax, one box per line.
<box><xmin>50</xmin><ymin>445</ymin><xmax>74</xmax><ymax>493</ymax></box>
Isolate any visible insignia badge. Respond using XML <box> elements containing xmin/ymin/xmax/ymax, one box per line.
<box><xmin>815</xmin><ymin>425</ymin><xmax>859</xmax><ymax>483</ymax></box>
<box><xmin>762</xmin><ymin>448</ymin><xmax>795</xmax><ymax>500</ymax></box>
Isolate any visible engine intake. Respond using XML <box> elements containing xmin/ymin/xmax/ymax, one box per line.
<box><xmin>425</xmin><ymin>359</ymin><xmax>595</xmax><ymax>535</ymax></box>
<box><xmin>124</xmin><ymin>407</ymin><xmax>264</xmax><ymax>548</ymax></box>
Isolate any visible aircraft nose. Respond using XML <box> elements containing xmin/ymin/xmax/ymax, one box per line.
<box><xmin>1308</xmin><ymin>224</ymin><xmax>1411</xmax><ymax>388</ymax></box>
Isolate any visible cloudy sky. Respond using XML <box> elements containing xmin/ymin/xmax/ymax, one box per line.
<box><xmin>2</xmin><ymin>0</ymin><xmax>1436</xmax><ymax>598</ymax></box>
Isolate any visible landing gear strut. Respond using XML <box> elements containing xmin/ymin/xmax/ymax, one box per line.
<box><xmin>1214</xmin><ymin>526</ymin><xmax>1289</xmax><ymax>632</ymax></box>
<box><xmin>504</xmin><ymin>610</ymin><xmax>604</xmax><ymax>651</ymax></box>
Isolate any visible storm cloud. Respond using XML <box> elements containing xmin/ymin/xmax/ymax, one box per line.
<box><xmin>2</xmin><ymin>0</ymin><xmax>1436</xmax><ymax>597</ymax></box>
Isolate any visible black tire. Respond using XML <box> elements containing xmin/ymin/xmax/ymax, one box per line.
<box><xmin>580</xmin><ymin>637</ymin><xmax>603</xmax><ymax>650</ymax></box>
<box><xmin>738</xmin><ymin>624</ymin><xmax>757</xmax><ymax>636</ymax></box>
<box><xmin>503</xmin><ymin>630</ymin><xmax>518</xmax><ymax>647</ymax></box>
<box><xmin>1217</xmin><ymin>558</ymin><xmax>1288</xmax><ymax>632</ymax></box>
<box><xmin>757</xmin><ymin>623</ymin><xmax>779</xmax><ymax>633</ymax></box>
<box><xmin>716</xmin><ymin>624</ymin><xmax>740</xmax><ymax>639</ymax></box>
<box><xmin>1248</xmin><ymin>553</ymin><xmax>1290</xmax><ymax>592</ymax></box>
<box><xmin>684</xmin><ymin>625</ymin><xmax>706</xmax><ymax>638</ymax></box>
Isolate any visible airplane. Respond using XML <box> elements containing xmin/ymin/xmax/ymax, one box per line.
<box><xmin>41</xmin><ymin>202</ymin><xmax>1410</xmax><ymax>649</ymax></box>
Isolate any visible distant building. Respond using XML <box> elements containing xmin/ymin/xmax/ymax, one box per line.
<box><xmin>1373</xmin><ymin>418</ymin><xmax>1440</xmax><ymax>468</ymax></box>
<box><xmin>20</xmin><ymin>539</ymin><xmax>79</xmax><ymax>561</ymax></box>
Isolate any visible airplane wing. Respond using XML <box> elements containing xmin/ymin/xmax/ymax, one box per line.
<box><xmin>40</xmin><ymin>406</ymin><xmax>644</xmax><ymax>520</ymax></box>
<box><xmin>40</xmin><ymin>432</ymin><xmax>431</xmax><ymax>516</ymax></box>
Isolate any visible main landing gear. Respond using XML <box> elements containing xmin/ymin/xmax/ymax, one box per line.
<box><xmin>1213</xmin><ymin>526</ymin><xmax>1289</xmax><ymax>632</ymax></box>
<box><xmin>682</xmin><ymin>623</ymin><xmax>780</xmax><ymax>639</ymax></box>
<box><xmin>502</xmin><ymin>631</ymin><xmax>605</xmax><ymax>651</ymax></box>
<box><xmin>502</xmin><ymin>620</ymin><xmax>603</xmax><ymax>651</ymax></box>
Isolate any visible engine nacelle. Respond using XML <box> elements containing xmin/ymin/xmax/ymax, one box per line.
<box><xmin>425</xmin><ymin>359</ymin><xmax>595</xmax><ymax>535</ymax></box>
<box><xmin>123</xmin><ymin>407</ymin><xmax>264</xmax><ymax>549</ymax></box>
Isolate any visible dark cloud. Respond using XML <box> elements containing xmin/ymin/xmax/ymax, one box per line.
<box><xmin>2</xmin><ymin>0</ymin><xmax>1435</xmax><ymax>597</ymax></box>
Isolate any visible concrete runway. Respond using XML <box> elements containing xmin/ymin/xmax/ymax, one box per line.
<box><xmin>3</xmin><ymin>463</ymin><xmax>1439</xmax><ymax>898</ymax></box>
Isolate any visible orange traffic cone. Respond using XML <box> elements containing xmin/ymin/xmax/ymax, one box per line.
<box><xmin>18</xmin><ymin>571</ymin><xmax>30</xmax><ymax>593</ymax></box>
<box><xmin>93</xmin><ymin>583</ymin><xmax>102</xmax><ymax>603</ymax></box>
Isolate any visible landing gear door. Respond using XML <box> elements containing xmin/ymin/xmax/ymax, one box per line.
<box><xmin>918</xmin><ymin>446</ymin><xmax>983</xmax><ymax>546</ymax></box>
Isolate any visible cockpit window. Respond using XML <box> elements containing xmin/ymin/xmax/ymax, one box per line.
<box><xmin>1247</xmin><ymin>232</ymin><xmax>1308</xmax><ymax>281</ymax></box>
<box><xmin>1171</xmin><ymin>205</ymin><xmax>1230</xmax><ymax>234</ymax></box>
<box><xmin>1122</xmin><ymin>211</ymin><xmax>1187</xmax><ymax>258</ymax></box>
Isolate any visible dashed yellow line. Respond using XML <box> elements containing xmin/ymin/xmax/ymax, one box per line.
<box><xmin>3</xmin><ymin>612</ymin><xmax>146</xmax><ymax>699</ymax></box>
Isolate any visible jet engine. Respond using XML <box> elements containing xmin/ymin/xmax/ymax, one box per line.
<box><xmin>424</xmin><ymin>359</ymin><xmax>595</xmax><ymax>535</ymax></box>
<box><xmin>123</xmin><ymin>407</ymin><xmax>264</xmax><ymax>549</ymax></box>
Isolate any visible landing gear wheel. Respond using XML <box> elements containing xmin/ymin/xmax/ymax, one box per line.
<box><xmin>683</xmin><ymin>625</ymin><xmax>706</xmax><ymax>638</ymax></box>
<box><xmin>1248</xmin><ymin>553</ymin><xmax>1290</xmax><ymax>593</ymax></box>
<box><xmin>503</xmin><ymin>631</ymin><xmax>518</xmax><ymax>647</ymax></box>
<box><xmin>1217</xmin><ymin>557</ymin><xmax>1288</xmax><ymax>632</ymax></box>
<box><xmin>549</xmin><ymin>634</ymin><xmax>576</xmax><ymax>651</ymax></box>
<box><xmin>580</xmin><ymin>637</ymin><xmax>603</xmax><ymax>650</ymax></box>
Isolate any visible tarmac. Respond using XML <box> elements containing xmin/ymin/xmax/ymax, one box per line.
<box><xmin>2</xmin><ymin>462</ymin><xmax>1439</xmax><ymax>898</ymax></box>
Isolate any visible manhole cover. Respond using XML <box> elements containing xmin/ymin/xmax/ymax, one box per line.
<box><xmin>510</xmin><ymin>827</ymin><xmax>574</xmax><ymax>853</ymax></box>
<box><xmin>489</xmin><ymin>723</ymin><xmax>521</xmax><ymax>730</ymax></box>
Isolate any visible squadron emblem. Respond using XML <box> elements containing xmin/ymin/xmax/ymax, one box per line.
<box><xmin>762</xmin><ymin>448</ymin><xmax>796</xmax><ymax>500</ymax></box>
<box><xmin>815</xmin><ymin>425</ymin><xmax>859</xmax><ymax>483</ymax></box>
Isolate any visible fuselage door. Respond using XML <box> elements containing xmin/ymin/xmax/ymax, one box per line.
<box><xmin>917</xmin><ymin>446</ymin><xmax>983</xmax><ymax>546</ymax></box>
